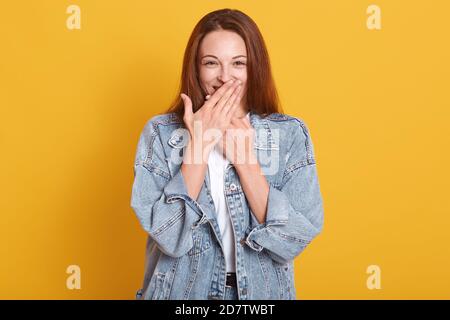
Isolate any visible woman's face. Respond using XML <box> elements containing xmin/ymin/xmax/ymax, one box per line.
<box><xmin>198</xmin><ymin>29</ymin><xmax>248</xmax><ymax>105</ymax></box>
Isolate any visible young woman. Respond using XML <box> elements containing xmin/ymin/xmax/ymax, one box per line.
<box><xmin>131</xmin><ymin>8</ymin><xmax>324</xmax><ymax>300</ymax></box>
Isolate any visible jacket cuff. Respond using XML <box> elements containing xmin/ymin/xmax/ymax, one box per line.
<box><xmin>163</xmin><ymin>168</ymin><xmax>208</xmax><ymax>227</ymax></box>
<box><xmin>245</xmin><ymin>184</ymin><xmax>289</xmax><ymax>251</ymax></box>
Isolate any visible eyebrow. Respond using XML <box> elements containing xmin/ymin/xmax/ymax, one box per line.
<box><xmin>201</xmin><ymin>55</ymin><xmax>247</xmax><ymax>59</ymax></box>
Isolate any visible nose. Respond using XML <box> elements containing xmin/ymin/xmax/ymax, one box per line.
<box><xmin>217</xmin><ymin>67</ymin><xmax>236</xmax><ymax>84</ymax></box>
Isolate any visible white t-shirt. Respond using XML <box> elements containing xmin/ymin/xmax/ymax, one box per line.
<box><xmin>207</xmin><ymin>112</ymin><xmax>250</xmax><ymax>272</ymax></box>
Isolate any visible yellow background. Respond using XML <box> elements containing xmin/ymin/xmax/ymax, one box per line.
<box><xmin>1</xmin><ymin>0</ymin><xmax>449</xmax><ymax>299</ymax></box>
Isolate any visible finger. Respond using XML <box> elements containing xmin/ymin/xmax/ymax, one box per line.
<box><xmin>180</xmin><ymin>93</ymin><xmax>193</xmax><ymax>117</ymax></box>
<box><xmin>225</xmin><ymin>89</ymin><xmax>244</xmax><ymax>121</ymax></box>
<box><xmin>219</xmin><ymin>83</ymin><xmax>242</xmax><ymax>117</ymax></box>
<box><xmin>212</xmin><ymin>79</ymin><xmax>241</xmax><ymax>111</ymax></box>
<box><xmin>203</xmin><ymin>79</ymin><xmax>235</xmax><ymax>109</ymax></box>
<box><xmin>213</xmin><ymin>80</ymin><xmax>241</xmax><ymax>115</ymax></box>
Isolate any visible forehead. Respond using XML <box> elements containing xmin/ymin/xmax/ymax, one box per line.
<box><xmin>199</xmin><ymin>30</ymin><xmax>247</xmax><ymax>58</ymax></box>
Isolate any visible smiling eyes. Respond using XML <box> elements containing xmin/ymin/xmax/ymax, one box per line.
<box><xmin>203</xmin><ymin>60</ymin><xmax>246</xmax><ymax>66</ymax></box>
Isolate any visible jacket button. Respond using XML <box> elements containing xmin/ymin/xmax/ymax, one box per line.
<box><xmin>240</xmin><ymin>238</ymin><xmax>246</xmax><ymax>246</ymax></box>
<box><xmin>230</xmin><ymin>183</ymin><xmax>237</xmax><ymax>191</ymax></box>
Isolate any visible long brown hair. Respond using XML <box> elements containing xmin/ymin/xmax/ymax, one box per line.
<box><xmin>164</xmin><ymin>8</ymin><xmax>283</xmax><ymax>122</ymax></box>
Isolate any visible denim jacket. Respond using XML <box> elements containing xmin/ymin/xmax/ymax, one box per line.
<box><xmin>130</xmin><ymin>110</ymin><xmax>324</xmax><ymax>300</ymax></box>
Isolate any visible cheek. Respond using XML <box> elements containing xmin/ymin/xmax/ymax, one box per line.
<box><xmin>238</xmin><ymin>73</ymin><xmax>247</xmax><ymax>92</ymax></box>
<box><xmin>239</xmin><ymin>69</ymin><xmax>247</xmax><ymax>81</ymax></box>
<box><xmin>199</xmin><ymin>72</ymin><xmax>214</xmax><ymax>92</ymax></box>
<box><xmin>200</xmin><ymin>67</ymin><xmax>217</xmax><ymax>80</ymax></box>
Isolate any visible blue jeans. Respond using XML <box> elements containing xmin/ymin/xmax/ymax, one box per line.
<box><xmin>224</xmin><ymin>285</ymin><xmax>238</xmax><ymax>300</ymax></box>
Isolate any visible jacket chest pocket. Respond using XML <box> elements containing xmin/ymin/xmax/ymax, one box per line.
<box><xmin>254</xmin><ymin>137</ymin><xmax>281</xmax><ymax>178</ymax></box>
<box><xmin>188</xmin><ymin>224</ymin><xmax>212</xmax><ymax>256</ymax></box>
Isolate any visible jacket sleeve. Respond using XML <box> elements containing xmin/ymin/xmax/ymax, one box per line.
<box><xmin>130</xmin><ymin>118</ymin><xmax>209</xmax><ymax>258</ymax></box>
<box><xmin>244</xmin><ymin>118</ymin><xmax>324</xmax><ymax>264</ymax></box>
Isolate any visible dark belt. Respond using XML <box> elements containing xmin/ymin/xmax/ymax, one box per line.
<box><xmin>225</xmin><ymin>272</ymin><xmax>237</xmax><ymax>287</ymax></box>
